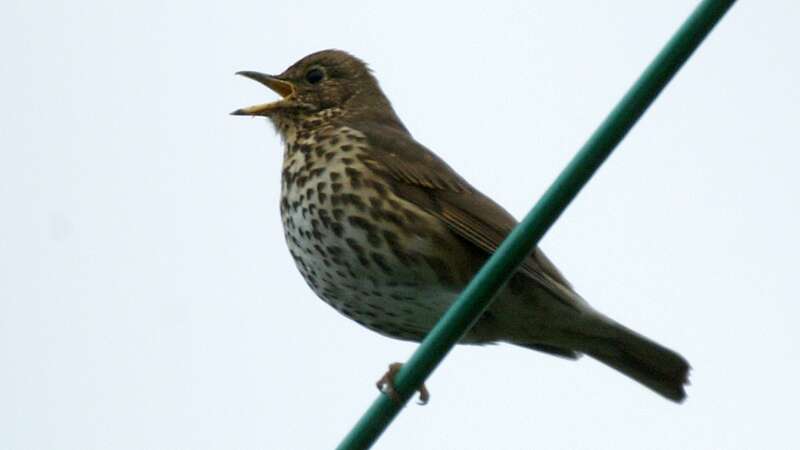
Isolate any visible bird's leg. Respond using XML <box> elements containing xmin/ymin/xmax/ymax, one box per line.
<box><xmin>375</xmin><ymin>362</ymin><xmax>430</xmax><ymax>405</ymax></box>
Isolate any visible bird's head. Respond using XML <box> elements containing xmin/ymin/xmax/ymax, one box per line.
<box><xmin>232</xmin><ymin>49</ymin><xmax>403</xmax><ymax>132</ymax></box>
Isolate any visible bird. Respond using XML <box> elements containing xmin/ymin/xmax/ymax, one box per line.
<box><xmin>232</xmin><ymin>49</ymin><xmax>690</xmax><ymax>403</ymax></box>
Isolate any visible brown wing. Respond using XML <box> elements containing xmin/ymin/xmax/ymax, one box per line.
<box><xmin>356</xmin><ymin>123</ymin><xmax>585</xmax><ymax>311</ymax></box>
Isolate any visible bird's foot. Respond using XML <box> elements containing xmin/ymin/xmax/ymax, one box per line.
<box><xmin>375</xmin><ymin>362</ymin><xmax>430</xmax><ymax>405</ymax></box>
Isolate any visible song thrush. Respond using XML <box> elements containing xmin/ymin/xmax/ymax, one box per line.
<box><xmin>232</xmin><ymin>50</ymin><xmax>690</xmax><ymax>402</ymax></box>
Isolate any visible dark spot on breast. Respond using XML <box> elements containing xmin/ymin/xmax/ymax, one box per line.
<box><xmin>282</xmin><ymin>171</ymin><xmax>296</xmax><ymax>187</ymax></box>
<box><xmin>366</xmin><ymin>231</ymin><xmax>381</xmax><ymax>247</ymax></box>
<box><xmin>331</xmin><ymin>183</ymin><xmax>343</xmax><ymax>193</ymax></box>
<box><xmin>382</xmin><ymin>230</ymin><xmax>399</xmax><ymax>246</ymax></box>
<box><xmin>402</xmin><ymin>209</ymin><xmax>421</xmax><ymax>224</ymax></box>
<box><xmin>345</xmin><ymin>237</ymin><xmax>365</xmax><ymax>256</ymax></box>
<box><xmin>370</xmin><ymin>181</ymin><xmax>388</xmax><ymax>197</ymax></box>
<box><xmin>343</xmin><ymin>194</ymin><xmax>366</xmax><ymax>211</ymax></box>
<box><xmin>345</xmin><ymin>167</ymin><xmax>362</xmax><ymax>188</ymax></box>
<box><xmin>341</xmin><ymin>157</ymin><xmax>354</xmax><ymax>166</ymax></box>
<box><xmin>424</xmin><ymin>255</ymin><xmax>454</xmax><ymax>285</ymax></box>
<box><xmin>369</xmin><ymin>208</ymin><xmax>385</xmax><ymax>222</ymax></box>
<box><xmin>340</xmin><ymin>144</ymin><xmax>353</xmax><ymax>152</ymax></box>
<box><xmin>318</xmin><ymin>209</ymin><xmax>331</xmax><ymax>228</ymax></box>
<box><xmin>347</xmin><ymin>216</ymin><xmax>381</xmax><ymax>247</ymax></box>
<box><xmin>368</xmin><ymin>197</ymin><xmax>383</xmax><ymax>209</ymax></box>
<box><xmin>330</xmin><ymin>172</ymin><xmax>341</xmax><ymax>182</ymax></box>
<box><xmin>383</xmin><ymin>211</ymin><xmax>404</xmax><ymax>227</ymax></box>
<box><xmin>331</xmin><ymin>222</ymin><xmax>344</xmax><ymax>237</ymax></box>
<box><xmin>345</xmin><ymin>238</ymin><xmax>370</xmax><ymax>267</ymax></box>
<box><xmin>348</xmin><ymin>215</ymin><xmax>376</xmax><ymax>233</ymax></box>
<box><xmin>371</xmin><ymin>252</ymin><xmax>392</xmax><ymax>274</ymax></box>
<box><xmin>382</xmin><ymin>229</ymin><xmax>413</xmax><ymax>265</ymax></box>
<box><xmin>290</xmin><ymin>235</ymin><xmax>302</xmax><ymax>248</ymax></box>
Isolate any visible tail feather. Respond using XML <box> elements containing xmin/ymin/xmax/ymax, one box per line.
<box><xmin>582</xmin><ymin>319</ymin><xmax>690</xmax><ymax>402</ymax></box>
<box><xmin>518</xmin><ymin>343</ymin><xmax>580</xmax><ymax>360</ymax></box>
<box><xmin>511</xmin><ymin>315</ymin><xmax>690</xmax><ymax>402</ymax></box>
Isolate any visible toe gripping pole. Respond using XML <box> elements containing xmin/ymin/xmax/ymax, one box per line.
<box><xmin>337</xmin><ymin>1</ymin><xmax>735</xmax><ymax>448</ymax></box>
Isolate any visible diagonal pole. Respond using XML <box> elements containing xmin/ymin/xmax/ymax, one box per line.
<box><xmin>337</xmin><ymin>1</ymin><xmax>736</xmax><ymax>448</ymax></box>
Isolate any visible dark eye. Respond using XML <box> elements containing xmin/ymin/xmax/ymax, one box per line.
<box><xmin>305</xmin><ymin>68</ymin><xmax>324</xmax><ymax>84</ymax></box>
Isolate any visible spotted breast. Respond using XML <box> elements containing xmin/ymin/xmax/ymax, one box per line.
<box><xmin>279</xmin><ymin>112</ymin><xmax>469</xmax><ymax>341</ymax></box>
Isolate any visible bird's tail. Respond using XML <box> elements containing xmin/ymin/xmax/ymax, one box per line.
<box><xmin>579</xmin><ymin>316</ymin><xmax>690</xmax><ymax>402</ymax></box>
<box><xmin>512</xmin><ymin>312</ymin><xmax>690</xmax><ymax>402</ymax></box>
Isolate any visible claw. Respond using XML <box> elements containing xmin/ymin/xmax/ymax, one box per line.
<box><xmin>376</xmin><ymin>363</ymin><xmax>403</xmax><ymax>403</ymax></box>
<box><xmin>376</xmin><ymin>362</ymin><xmax>430</xmax><ymax>405</ymax></box>
<box><xmin>416</xmin><ymin>383</ymin><xmax>430</xmax><ymax>405</ymax></box>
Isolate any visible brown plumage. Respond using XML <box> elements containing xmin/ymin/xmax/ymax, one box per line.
<box><xmin>233</xmin><ymin>49</ymin><xmax>690</xmax><ymax>402</ymax></box>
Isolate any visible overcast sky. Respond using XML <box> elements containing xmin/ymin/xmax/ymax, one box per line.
<box><xmin>2</xmin><ymin>1</ymin><xmax>799</xmax><ymax>449</ymax></box>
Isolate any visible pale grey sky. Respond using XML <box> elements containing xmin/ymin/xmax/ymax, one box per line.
<box><xmin>2</xmin><ymin>1</ymin><xmax>799</xmax><ymax>449</ymax></box>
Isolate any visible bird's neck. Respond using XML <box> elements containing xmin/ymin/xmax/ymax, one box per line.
<box><xmin>270</xmin><ymin>107</ymin><xmax>346</xmax><ymax>144</ymax></box>
<box><xmin>271</xmin><ymin>106</ymin><xmax>409</xmax><ymax>146</ymax></box>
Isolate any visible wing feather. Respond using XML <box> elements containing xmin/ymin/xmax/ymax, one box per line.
<box><xmin>357</xmin><ymin>123</ymin><xmax>584</xmax><ymax>311</ymax></box>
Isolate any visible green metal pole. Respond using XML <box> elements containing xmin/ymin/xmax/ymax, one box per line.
<box><xmin>337</xmin><ymin>1</ymin><xmax>735</xmax><ymax>448</ymax></box>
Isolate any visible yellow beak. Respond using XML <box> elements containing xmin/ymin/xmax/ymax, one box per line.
<box><xmin>231</xmin><ymin>71</ymin><xmax>295</xmax><ymax>116</ymax></box>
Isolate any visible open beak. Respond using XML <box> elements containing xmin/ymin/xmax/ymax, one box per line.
<box><xmin>231</xmin><ymin>71</ymin><xmax>296</xmax><ymax>116</ymax></box>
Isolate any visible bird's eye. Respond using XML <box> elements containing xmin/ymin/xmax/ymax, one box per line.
<box><xmin>305</xmin><ymin>68</ymin><xmax>324</xmax><ymax>84</ymax></box>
